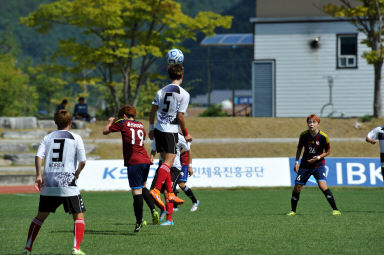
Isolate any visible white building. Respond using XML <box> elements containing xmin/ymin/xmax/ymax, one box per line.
<box><xmin>250</xmin><ymin>0</ymin><xmax>379</xmax><ymax>117</ymax></box>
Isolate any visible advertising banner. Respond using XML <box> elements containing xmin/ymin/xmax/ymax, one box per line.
<box><xmin>288</xmin><ymin>157</ymin><xmax>384</xmax><ymax>187</ymax></box>
<box><xmin>77</xmin><ymin>158</ymin><xmax>291</xmax><ymax>191</ymax></box>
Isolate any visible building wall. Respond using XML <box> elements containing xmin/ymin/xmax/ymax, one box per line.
<box><xmin>253</xmin><ymin>19</ymin><xmax>378</xmax><ymax>117</ymax></box>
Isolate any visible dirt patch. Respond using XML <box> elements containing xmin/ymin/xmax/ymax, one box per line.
<box><xmin>0</xmin><ymin>185</ymin><xmax>38</xmax><ymax>194</ymax></box>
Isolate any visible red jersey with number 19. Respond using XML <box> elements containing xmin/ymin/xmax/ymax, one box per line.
<box><xmin>109</xmin><ymin>119</ymin><xmax>150</xmax><ymax>166</ymax></box>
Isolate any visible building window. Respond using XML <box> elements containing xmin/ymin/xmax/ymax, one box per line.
<box><xmin>337</xmin><ymin>34</ymin><xmax>358</xmax><ymax>68</ymax></box>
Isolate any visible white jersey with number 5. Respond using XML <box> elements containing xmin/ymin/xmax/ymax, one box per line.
<box><xmin>36</xmin><ymin>130</ymin><xmax>86</xmax><ymax>197</ymax></box>
<box><xmin>152</xmin><ymin>83</ymin><xmax>190</xmax><ymax>133</ymax></box>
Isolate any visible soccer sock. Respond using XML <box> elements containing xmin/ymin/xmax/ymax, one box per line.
<box><xmin>322</xmin><ymin>189</ymin><xmax>338</xmax><ymax>210</ymax></box>
<box><xmin>25</xmin><ymin>217</ymin><xmax>44</xmax><ymax>252</ymax></box>
<box><xmin>165</xmin><ymin>173</ymin><xmax>173</xmax><ymax>193</ymax></box>
<box><xmin>142</xmin><ymin>187</ymin><xmax>155</xmax><ymax>212</ymax></box>
<box><xmin>291</xmin><ymin>191</ymin><xmax>300</xmax><ymax>212</ymax></box>
<box><xmin>73</xmin><ymin>219</ymin><xmax>85</xmax><ymax>250</ymax></box>
<box><xmin>182</xmin><ymin>185</ymin><xmax>198</xmax><ymax>203</ymax></box>
<box><xmin>155</xmin><ymin>164</ymin><xmax>171</xmax><ymax>191</ymax></box>
<box><xmin>133</xmin><ymin>194</ymin><xmax>144</xmax><ymax>224</ymax></box>
<box><xmin>166</xmin><ymin>198</ymin><xmax>174</xmax><ymax>222</ymax></box>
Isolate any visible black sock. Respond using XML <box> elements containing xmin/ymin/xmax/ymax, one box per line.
<box><xmin>183</xmin><ymin>186</ymin><xmax>197</xmax><ymax>203</ymax></box>
<box><xmin>142</xmin><ymin>188</ymin><xmax>155</xmax><ymax>213</ymax></box>
<box><xmin>133</xmin><ymin>194</ymin><xmax>143</xmax><ymax>224</ymax></box>
<box><xmin>322</xmin><ymin>189</ymin><xmax>338</xmax><ymax>210</ymax></box>
<box><xmin>291</xmin><ymin>190</ymin><xmax>300</xmax><ymax>212</ymax></box>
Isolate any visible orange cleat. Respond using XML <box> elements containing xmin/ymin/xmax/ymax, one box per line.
<box><xmin>150</xmin><ymin>188</ymin><xmax>165</xmax><ymax>209</ymax></box>
<box><xmin>168</xmin><ymin>192</ymin><xmax>184</xmax><ymax>204</ymax></box>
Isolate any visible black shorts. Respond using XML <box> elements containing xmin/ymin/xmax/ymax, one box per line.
<box><xmin>39</xmin><ymin>195</ymin><xmax>86</xmax><ymax>214</ymax></box>
<box><xmin>154</xmin><ymin>129</ymin><xmax>178</xmax><ymax>154</ymax></box>
<box><xmin>151</xmin><ymin>166</ymin><xmax>181</xmax><ymax>193</ymax></box>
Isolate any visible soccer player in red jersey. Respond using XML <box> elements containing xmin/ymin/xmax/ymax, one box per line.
<box><xmin>22</xmin><ymin>110</ymin><xmax>87</xmax><ymax>255</ymax></box>
<box><xmin>176</xmin><ymin>144</ymin><xmax>199</xmax><ymax>212</ymax></box>
<box><xmin>287</xmin><ymin>114</ymin><xmax>341</xmax><ymax>216</ymax></box>
<box><xmin>103</xmin><ymin>105</ymin><xmax>159</xmax><ymax>231</ymax></box>
<box><xmin>148</xmin><ymin>64</ymin><xmax>191</xmax><ymax>213</ymax></box>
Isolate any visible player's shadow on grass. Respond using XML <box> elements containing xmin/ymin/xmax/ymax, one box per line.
<box><xmin>52</xmin><ymin>229</ymin><xmax>137</xmax><ymax>236</ymax></box>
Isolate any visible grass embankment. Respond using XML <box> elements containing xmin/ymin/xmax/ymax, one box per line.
<box><xmin>90</xmin><ymin>117</ymin><xmax>383</xmax><ymax>159</ymax></box>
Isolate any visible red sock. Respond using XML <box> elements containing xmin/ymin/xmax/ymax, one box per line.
<box><xmin>73</xmin><ymin>219</ymin><xmax>85</xmax><ymax>250</ymax></box>
<box><xmin>165</xmin><ymin>173</ymin><xmax>173</xmax><ymax>193</ymax></box>
<box><xmin>155</xmin><ymin>164</ymin><xmax>171</xmax><ymax>190</ymax></box>
<box><xmin>25</xmin><ymin>217</ymin><xmax>43</xmax><ymax>252</ymax></box>
<box><xmin>166</xmin><ymin>199</ymin><xmax>174</xmax><ymax>222</ymax></box>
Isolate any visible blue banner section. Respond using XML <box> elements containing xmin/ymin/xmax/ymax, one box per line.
<box><xmin>289</xmin><ymin>157</ymin><xmax>384</xmax><ymax>187</ymax></box>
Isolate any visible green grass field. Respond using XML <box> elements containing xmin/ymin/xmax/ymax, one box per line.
<box><xmin>1</xmin><ymin>188</ymin><xmax>383</xmax><ymax>255</ymax></box>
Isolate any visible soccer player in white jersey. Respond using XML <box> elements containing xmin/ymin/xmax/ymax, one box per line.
<box><xmin>366</xmin><ymin>125</ymin><xmax>384</xmax><ymax>181</ymax></box>
<box><xmin>149</xmin><ymin>133</ymin><xmax>190</xmax><ymax>226</ymax></box>
<box><xmin>148</xmin><ymin>64</ymin><xmax>192</xmax><ymax>213</ymax></box>
<box><xmin>22</xmin><ymin>110</ymin><xmax>87</xmax><ymax>255</ymax></box>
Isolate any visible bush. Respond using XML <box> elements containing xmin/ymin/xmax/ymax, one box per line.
<box><xmin>360</xmin><ymin>115</ymin><xmax>373</xmax><ymax>122</ymax></box>
<box><xmin>199</xmin><ymin>104</ymin><xmax>228</xmax><ymax>117</ymax></box>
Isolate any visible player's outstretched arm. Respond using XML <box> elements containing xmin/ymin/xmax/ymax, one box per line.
<box><xmin>177</xmin><ymin>112</ymin><xmax>192</xmax><ymax>142</ymax></box>
<box><xmin>102</xmin><ymin>117</ymin><xmax>115</xmax><ymax>135</ymax></box>
<box><xmin>366</xmin><ymin>136</ymin><xmax>377</xmax><ymax>144</ymax></box>
<box><xmin>34</xmin><ymin>156</ymin><xmax>43</xmax><ymax>191</ymax></box>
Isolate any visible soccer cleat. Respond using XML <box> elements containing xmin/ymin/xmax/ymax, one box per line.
<box><xmin>152</xmin><ymin>210</ymin><xmax>160</xmax><ymax>225</ymax></box>
<box><xmin>160</xmin><ymin>220</ymin><xmax>174</xmax><ymax>226</ymax></box>
<box><xmin>72</xmin><ymin>248</ymin><xmax>86</xmax><ymax>255</ymax></box>
<box><xmin>21</xmin><ymin>249</ymin><xmax>31</xmax><ymax>255</ymax></box>
<box><xmin>168</xmin><ymin>192</ymin><xmax>184</xmax><ymax>204</ymax></box>
<box><xmin>332</xmin><ymin>210</ymin><xmax>342</xmax><ymax>216</ymax></box>
<box><xmin>134</xmin><ymin>220</ymin><xmax>147</xmax><ymax>232</ymax></box>
<box><xmin>159</xmin><ymin>211</ymin><xmax>167</xmax><ymax>224</ymax></box>
<box><xmin>190</xmin><ymin>200</ymin><xmax>200</xmax><ymax>212</ymax></box>
<box><xmin>150</xmin><ymin>188</ymin><xmax>165</xmax><ymax>209</ymax></box>
<box><xmin>286</xmin><ymin>211</ymin><xmax>296</xmax><ymax>216</ymax></box>
<box><xmin>173</xmin><ymin>207</ymin><xmax>179</xmax><ymax>212</ymax></box>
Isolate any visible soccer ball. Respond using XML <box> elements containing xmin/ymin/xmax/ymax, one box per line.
<box><xmin>166</xmin><ymin>48</ymin><xmax>184</xmax><ymax>65</ymax></box>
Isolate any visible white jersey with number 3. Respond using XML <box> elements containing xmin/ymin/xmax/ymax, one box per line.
<box><xmin>152</xmin><ymin>83</ymin><xmax>190</xmax><ymax>133</ymax></box>
<box><xmin>36</xmin><ymin>130</ymin><xmax>86</xmax><ymax>196</ymax></box>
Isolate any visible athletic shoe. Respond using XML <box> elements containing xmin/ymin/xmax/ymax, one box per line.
<box><xmin>160</xmin><ymin>220</ymin><xmax>174</xmax><ymax>226</ymax></box>
<box><xmin>173</xmin><ymin>207</ymin><xmax>179</xmax><ymax>212</ymax></box>
<box><xmin>152</xmin><ymin>210</ymin><xmax>160</xmax><ymax>225</ymax></box>
<box><xmin>332</xmin><ymin>210</ymin><xmax>342</xmax><ymax>216</ymax></box>
<box><xmin>190</xmin><ymin>200</ymin><xmax>200</xmax><ymax>212</ymax></box>
<box><xmin>286</xmin><ymin>211</ymin><xmax>296</xmax><ymax>216</ymax></box>
<box><xmin>150</xmin><ymin>188</ymin><xmax>165</xmax><ymax>209</ymax></box>
<box><xmin>72</xmin><ymin>248</ymin><xmax>86</xmax><ymax>255</ymax></box>
<box><xmin>159</xmin><ymin>211</ymin><xmax>167</xmax><ymax>224</ymax></box>
<box><xmin>168</xmin><ymin>192</ymin><xmax>184</xmax><ymax>204</ymax></box>
<box><xmin>134</xmin><ymin>220</ymin><xmax>147</xmax><ymax>232</ymax></box>
<box><xmin>21</xmin><ymin>250</ymin><xmax>31</xmax><ymax>255</ymax></box>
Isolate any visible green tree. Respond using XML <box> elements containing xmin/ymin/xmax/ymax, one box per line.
<box><xmin>0</xmin><ymin>54</ymin><xmax>37</xmax><ymax>116</ymax></box>
<box><xmin>21</xmin><ymin>0</ymin><xmax>232</xmax><ymax>113</ymax></box>
<box><xmin>324</xmin><ymin>0</ymin><xmax>384</xmax><ymax>117</ymax></box>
